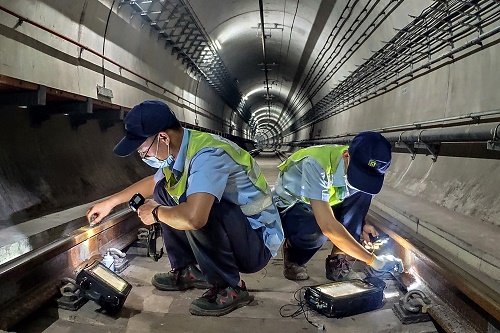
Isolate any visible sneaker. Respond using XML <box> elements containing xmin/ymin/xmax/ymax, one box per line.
<box><xmin>325</xmin><ymin>254</ymin><xmax>354</xmax><ymax>281</ymax></box>
<box><xmin>151</xmin><ymin>264</ymin><xmax>211</xmax><ymax>291</ymax></box>
<box><xmin>189</xmin><ymin>281</ymin><xmax>251</xmax><ymax>316</ymax></box>
<box><xmin>282</xmin><ymin>239</ymin><xmax>309</xmax><ymax>280</ymax></box>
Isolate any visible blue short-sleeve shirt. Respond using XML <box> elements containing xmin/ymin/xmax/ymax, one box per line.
<box><xmin>273</xmin><ymin>156</ymin><xmax>356</xmax><ymax>207</ymax></box>
<box><xmin>155</xmin><ymin>129</ymin><xmax>283</xmax><ymax>256</ymax></box>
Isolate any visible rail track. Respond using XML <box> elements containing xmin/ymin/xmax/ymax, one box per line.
<box><xmin>0</xmin><ymin>157</ymin><xmax>498</xmax><ymax>332</ymax></box>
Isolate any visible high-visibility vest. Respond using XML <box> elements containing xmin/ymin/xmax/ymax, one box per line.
<box><xmin>277</xmin><ymin>145</ymin><xmax>349</xmax><ymax>206</ymax></box>
<box><xmin>162</xmin><ymin>129</ymin><xmax>272</xmax><ymax>215</ymax></box>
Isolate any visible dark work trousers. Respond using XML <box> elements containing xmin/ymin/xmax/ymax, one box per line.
<box><xmin>280</xmin><ymin>191</ymin><xmax>372</xmax><ymax>266</ymax></box>
<box><xmin>153</xmin><ymin>178</ymin><xmax>272</xmax><ymax>287</ymax></box>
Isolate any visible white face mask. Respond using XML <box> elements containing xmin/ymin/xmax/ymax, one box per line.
<box><xmin>142</xmin><ymin>136</ymin><xmax>175</xmax><ymax>170</ymax></box>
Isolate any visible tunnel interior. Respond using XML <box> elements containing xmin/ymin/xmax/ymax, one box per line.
<box><xmin>0</xmin><ymin>1</ymin><xmax>500</xmax><ymax>326</ymax></box>
<box><xmin>1</xmin><ymin>0</ymin><xmax>499</xmax><ymax>226</ymax></box>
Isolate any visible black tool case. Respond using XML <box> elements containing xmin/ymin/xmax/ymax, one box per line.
<box><xmin>305</xmin><ymin>279</ymin><xmax>385</xmax><ymax>318</ymax></box>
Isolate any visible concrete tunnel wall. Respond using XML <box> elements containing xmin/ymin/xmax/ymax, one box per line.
<box><xmin>276</xmin><ymin>1</ymin><xmax>500</xmax><ymax>227</ymax></box>
<box><xmin>309</xmin><ymin>41</ymin><xmax>500</xmax><ymax>226</ymax></box>
<box><xmin>0</xmin><ymin>0</ymin><xmax>247</xmax><ymax>223</ymax></box>
<box><xmin>0</xmin><ymin>0</ymin><xmax>237</xmax><ymax>131</ymax></box>
<box><xmin>0</xmin><ymin>107</ymin><xmax>152</xmax><ymax>223</ymax></box>
<box><xmin>0</xmin><ymin>0</ymin><xmax>499</xmax><ymax>229</ymax></box>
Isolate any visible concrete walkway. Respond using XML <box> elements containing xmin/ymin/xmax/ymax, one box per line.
<box><xmin>13</xmin><ymin>243</ymin><xmax>438</xmax><ymax>333</ymax></box>
<box><xmin>12</xmin><ymin>153</ymin><xmax>437</xmax><ymax>333</ymax></box>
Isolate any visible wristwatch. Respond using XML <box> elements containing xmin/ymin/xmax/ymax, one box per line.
<box><xmin>151</xmin><ymin>205</ymin><xmax>162</xmax><ymax>223</ymax></box>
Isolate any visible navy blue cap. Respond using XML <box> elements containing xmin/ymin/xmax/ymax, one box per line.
<box><xmin>113</xmin><ymin>100</ymin><xmax>179</xmax><ymax>157</ymax></box>
<box><xmin>347</xmin><ymin>131</ymin><xmax>392</xmax><ymax>195</ymax></box>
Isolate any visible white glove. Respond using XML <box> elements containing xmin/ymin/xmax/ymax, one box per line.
<box><xmin>370</xmin><ymin>254</ymin><xmax>404</xmax><ymax>273</ymax></box>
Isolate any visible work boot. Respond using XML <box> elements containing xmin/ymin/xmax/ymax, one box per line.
<box><xmin>282</xmin><ymin>240</ymin><xmax>309</xmax><ymax>280</ymax></box>
<box><xmin>325</xmin><ymin>254</ymin><xmax>358</xmax><ymax>281</ymax></box>
<box><xmin>189</xmin><ymin>281</ymin><xmax>251</xmax><ymax>316</ymax></box>
<box><xmin>152</xmin><ymin>264</ymin><xmax>211</xmax><ymax>291</ymax></box>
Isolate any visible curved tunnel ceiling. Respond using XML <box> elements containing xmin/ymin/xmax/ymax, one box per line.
<box><xmin>191</xmin><ymin>0</ymin><xmax>331</xmax><ymax>141</ymax></box>
<box><xmin>120</xmin><ymin>0</ymin><xmax>500</xmax><ymax>145</ymax></box>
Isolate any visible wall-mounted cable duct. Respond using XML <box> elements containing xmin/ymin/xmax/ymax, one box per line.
<box><xmin>283</xmin><ymin>0</ymin><xmax>500</xmax><ymax>137</ymax></box>
<box><xmin>284</xmin><ymin>122</ymin><xmax>500</xmax><ymax>147</ymax></box>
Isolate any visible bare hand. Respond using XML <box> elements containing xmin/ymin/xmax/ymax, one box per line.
<box><xmin>137</xmin><ymin>199</ymin><xmax>160</xmax><ymax>225</ymax></box>
<box><xmin>86</xmin><ymin>200</ymin><xmax>115</xmax><ymax>226</ymax></box>
<box><xmin>362</xmin><ymin>224</ymin><xmax>379</xmax><ymax>246</ymax></box>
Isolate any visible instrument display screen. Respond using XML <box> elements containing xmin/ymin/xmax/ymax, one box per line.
<box><xmin>90</xmin><ymin>264</ymin><xmax>128</xmax><ymax>292</ymax></box>
<box><xmin>315</xmin><ymin>281</ymin><xmax>372</xmax><ymax>298</ymax></box>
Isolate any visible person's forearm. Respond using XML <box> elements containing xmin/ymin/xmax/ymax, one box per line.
<box><xmin>155</xmin><ymin>203</ymin><xmax>199</xmax><ymax>230</ymax></box>
<box><xmin>310</xmin><ymin>199</ymin><xmax>373</xmax><ymax>263</ymax></box>
<box><xmin>108</xmin><ymin>176</ymin><xmax>156</xmax><ymax>206</ymax></box>
<box><xmin>154</xmin><ymin>192</ymin><xmax>214</xmax><ymax>231</ymax></box>
<box><xmin>321</xmin><ymin>221</ymin><xmax>373</xmax><ymax>263</ymax></box>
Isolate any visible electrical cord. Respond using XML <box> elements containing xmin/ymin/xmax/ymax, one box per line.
<box><xmin>279</xmin><ymin>286</ymin><xmax>325</xmax><ymax>330</ymax></box>
<box><xmin>279</xmin><ymin>234</ymin><xmax>394</xmax><ymax>330</ymax></box>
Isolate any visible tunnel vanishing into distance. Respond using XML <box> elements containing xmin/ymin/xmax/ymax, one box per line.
<box><xmin>0</xmin><ymin>0</ymin><xmax>499</xmax><ymax>331</ymax></box>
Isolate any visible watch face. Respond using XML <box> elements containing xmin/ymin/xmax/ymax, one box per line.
<box><xmin>129</xmin><ymin>194</ymin><xmax>144</xmax><ymax>211</ymax></box>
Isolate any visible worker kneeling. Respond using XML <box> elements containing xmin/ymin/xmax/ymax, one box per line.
<box><xmin>87</xmin><ymin>101</ymin><xmax>283</xmax><ymax>316</ymax></box>
<box><xmin>273</xmin><ymin>131</ymin><xmax>403</xmax><ymax>281</ymax></box>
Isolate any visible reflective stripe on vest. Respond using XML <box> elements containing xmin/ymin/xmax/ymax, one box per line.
<box><xmin>277</xmin><ymin>145</ymin><xmax>349</xmax><ymax>206</ymax></box>
<box><xmin>163</xmin><ymin>129</ymin><xmax>271</xmax><ymax>215</ymax></box>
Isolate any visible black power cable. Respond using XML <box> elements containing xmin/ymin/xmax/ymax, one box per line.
<box><xmin>279</xmin><ymin>286</ymin><xmax>325</xmax><ymax>330</ymax></box>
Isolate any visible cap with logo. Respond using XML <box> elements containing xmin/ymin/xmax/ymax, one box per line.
<box><xmin>113</xmin><ymin>100</ymin><xmax>180</xmax><ymax>157</ymax></box>
<box><xmin>346</xmin><ymin>131</ymin><xmax>392</xmax><ymax>195</ymax></box>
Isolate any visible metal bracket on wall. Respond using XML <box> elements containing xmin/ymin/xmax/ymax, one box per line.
<box><xmin>395</xmin><ymin>131</ymin><xmax>417</xmax><ymax>160</ymax></box>
<box><xmin>414</xmin><ymin>130</ymin><xmax>440</xmax><ymax>162</ymax></box>
<box><xmin>486</xmin><ymin>141</ymin><xmax>500</xmax><ymax>151</ymax></box>
<box><xmin>395</xmin><ymin>131</ymin><xmax>440</xmax><ymax>161</ymax></box>
<box><xmin>0</xmin><ymin>85</ymin><xmax>46</xmax><ymax>107</ymax></box>
<box><xmin>414</xmin><ymin>141</ymin><xmax>440</xmax><ymax>162</ymax></box>
<box><xmin>395</xmin><ymin>140</ymin><xmax>416</xmax><ymax>160</ymax></box>
<box><xmin>487</xmin><ymin>124</ymin><xmax>500</xmax><ymax>151</ymax></box>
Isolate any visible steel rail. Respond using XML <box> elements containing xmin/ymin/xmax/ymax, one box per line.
<box><xmin>1</xmin><ymin>188</ymin><xmax>498</xmax><ymax>332</ymax></box>
<box><xmin>366</xmin><ymin>206</ymin><xmax>500</xmax><ymax>332</ymax></box>
<box><xmin>0</xmin><ymin>209</ymin><xmax>141</xmax><ymax>330</ymax></box>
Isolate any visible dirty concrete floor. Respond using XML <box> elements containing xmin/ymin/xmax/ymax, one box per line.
<box><xmin>12</xmin><ymin>153</ymin><xmax>438</xmax><ymax>333</ymax></box>
<box><xmin>14</xmin><ymin>242</ymin><xmax>438</xmax><ymax>333</ymax></box>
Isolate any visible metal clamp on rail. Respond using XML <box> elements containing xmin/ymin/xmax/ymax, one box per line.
<box><xmin>393</xmin><ymin>289</ymin><xmax>432</xmax><ymax>324</ymax></box>
<box><xmin>56</xmin><ymin>277</ymin><xmax>87</xmax><ymax>311</ymax></box>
